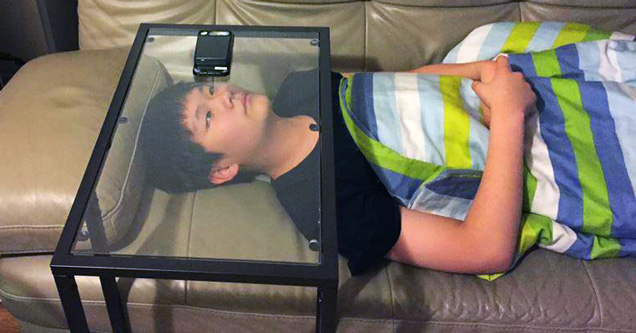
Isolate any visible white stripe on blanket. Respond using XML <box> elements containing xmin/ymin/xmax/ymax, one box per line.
<box><xmin>395</xmin><ymin>74</ymin><xmax>427</xmax><ymax>161</ymax></box>
<box><xmin>600</xmin><ymin>41</ymin><xmax>624</xmax><ymax>82</ymax></box>
<box><xmin>526</xmin><ymin>112</ymin><xmax>561</xmax><ymax>221</ymax></box>
<box><xmin>539</xmin><ymin>221</ymin><xmax>578</xmax><ymax>253</ymax></box>
<box><xmin>456</xmin><ymin>23</ymin><xmax>493</xmax><ymax>63</ymax></box>
<box><xmin>610</xmin><ymin>83</ymin><xmax>636</xmax><ymax>192</ymax></box>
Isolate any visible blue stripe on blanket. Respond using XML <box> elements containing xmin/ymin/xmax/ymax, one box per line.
<box><xmin>417</xmin><ymin>75</ymin><xmax>446</xmax><ymax>165</ymax></box>
<box><xmin>509</xmin><ymin>53</ymin><xmax>538</xmax><ymax>78</ymax></box>
<box><xmin>575</xmin><ymin>42</ymin><xmax>604</xmax><ymax>81</ymax></box>
<box><xmin>352</xmin><ymin>73</ymin><xmax>379</xmax><ymax>140</ymax></box>
<box><xmin>425</xmin><ymin>171</ymin><xmax>481</xmax><ymax>200</ymax></box>
<box><xmin>373</xmin><ymin>74</ymin><xmax>403</xmax><ymax>154</ymax></box>
<box><xmin>565</xmin><ymin>233</ymin><xmax>593</xmax><ymax>259</ymax></box>
<box><xmin>444</xmin><ymin>41</ymin><xmax>461</xmax><ymax>63</ymax></box>
<box><xmin>556</xmin><ymin>44</ymin><xmax>585</xmax><ymax>80</ymax></box>
<box><xmin>535</xmin><ymin>78</ymin><xmax>584</xmax><ymax>230</ymax></box>
<box><xmin>619</xmin><ymin>238</ymin><xmax>636</xmax><ymax>256</ymax></box>
<box><xmin>409</xmin><ymin>185</ymin><xmax>472</xmax><ymax>220</ymax></box>
<box><xmin>368</xmin><ymin>162</ymin><xmax>421</xmax><ymax>205</ymax></box>
<box><xmin>526</xmin><ymin>22</ymin><xmax>567</xmax><ymax>52</ymax></box>
<box><xmin>579</xmin><ymin>82</ymin><xmax>636</xmax><ymax>238</ymax></box>
<box><xmin>477</xmin><ymin>22</ymin><xmax>516</xmax><ymax>59</ymax></box>
<box><xmin>607</xmin><ymin>83</ymin><xmax>636</xmax><ymax>192</ymax></box>
<box><xmin>605</xmin><ymin>82</ymin><xmax>636</xmax><ymax>228</ymax></box>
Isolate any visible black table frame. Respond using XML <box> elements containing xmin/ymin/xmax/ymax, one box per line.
<box><xmin>51</xmin><ymin>23</ymin><xmax>338</xmax><ymax>333</ymax></box>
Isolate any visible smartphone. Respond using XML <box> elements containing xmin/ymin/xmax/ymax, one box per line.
<box><xmin>193</xmin><ymin>30</ymin><xmax>234</xmax><ymax>76</ymax></box>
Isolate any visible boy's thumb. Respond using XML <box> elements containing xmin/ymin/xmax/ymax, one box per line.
<box><xmin>496</xmin><ymin>54</ymin><xmax>510</xmax><ymax>69</ymax></box>
<box><xmin>472</xmin><ymin>81</ymin><xmax>483</xmax><ymax>96</ymax></box>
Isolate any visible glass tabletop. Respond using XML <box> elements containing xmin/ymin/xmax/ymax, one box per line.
<box><xmin>70</xmin><ymin>26</ymin><xmax>325</xmax><ymax>265</ymax></box>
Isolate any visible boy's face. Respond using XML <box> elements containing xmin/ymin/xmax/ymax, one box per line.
<box><xmin>181</xmin><ymin>83</ymin><xmax>271</xmax><ymax>167</ymax></box>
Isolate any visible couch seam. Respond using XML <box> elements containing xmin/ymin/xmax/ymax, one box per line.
<box><xmin>363</xmin><ymin>0</ymin><xmax>368</xmax><ymax>71</ymax></box>
<box><xmin>582</xmin><ymin>261</ymin><xmax>604</xmax><ymax>328</ymax></box>
<box><xmin>369</xmin><ymin>1</ymin><xmax>636</xmax><ymax>10</ymax></box>
<box><xmin>384</xmin><ymin>262</ymin><xmax>396</xmax><ymax>333</ymax></box>
<box><xmin>395</xmin><ymin>320</ymin><xmax>636</xmax><ymax>333</ymax></box>
<box><xmin>184</xmin><ymin>192</ymin><xmax>197</xmax><ymax>305</ymax></box>
<box><xmin>526</xmin><ymin>1</ymin><xmax>636</xmax><ymax>10</ymax></box>
<box><xmin>367</xmin><ymin>1</ymin><xmax>512</xmax><ymax>9</ymax></box>
<box><xmin>0</xmin><ymin>225</ymin><xmax>64</xmax><ymax>229</ymax></box>
<box><xmin>0</xmin><ymin>249</ymin><xmax>55</xmax><ymax>255</ymax></box>
<box><xmin>100</xmin><ymin>67</ymin><xmax>162</xmax><ymax>222</ymax></box>
<box><xmin>214</xmin><ymin>0</ymin><xmax>218</xmax><ymax>24</ymax></box>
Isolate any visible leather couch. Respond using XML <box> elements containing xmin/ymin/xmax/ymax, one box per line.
<box><xmin>1</xmin><ymin>1</ymin><xmax>635</xmax><ymax>332</ymax></box>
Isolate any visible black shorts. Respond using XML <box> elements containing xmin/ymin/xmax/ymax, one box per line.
<box><xmin>331</xmin><ymin>73</ymin><xmax>402</xmax><ymax>276</ymax></box>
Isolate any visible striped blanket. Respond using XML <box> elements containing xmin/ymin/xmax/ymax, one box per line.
<box><xmin>339</xmin><ymin>22</ymin><xmax>636</xmax><ymax>279</ymax></box>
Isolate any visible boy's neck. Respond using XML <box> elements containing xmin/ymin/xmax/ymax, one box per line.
<box><xmin>250</xmin><ymin>114</ymin><xmax>319</xmax><ymax>180</ymax></box>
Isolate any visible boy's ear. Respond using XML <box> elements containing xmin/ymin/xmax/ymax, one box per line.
<box><xmin>208</xmin><ymin>163</ymin><xmax>239</xmax><ymax>185</ymax></box>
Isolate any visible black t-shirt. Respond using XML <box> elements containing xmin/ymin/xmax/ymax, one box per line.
<box><xmin>270</xmin><ymin>70</ymin><xmax>321</xmax><ymax>243</ymax></box>
<box><xmin>271</xmin><ymin>70</ymin><xmax>402</xmax><ymax>276</ymax></box>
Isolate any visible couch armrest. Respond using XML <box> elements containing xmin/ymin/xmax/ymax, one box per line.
<box><xmin>36</xmin><ymin>0</ymin><xmax>79</xmax><ymax>53</ymax></box>
<box><xmin>0</xmin><ymin>49</ymin><xmax>127</xmax><ymax>254</ymax></box>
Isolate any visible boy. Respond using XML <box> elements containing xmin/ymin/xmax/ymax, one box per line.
<box><xmin>140</xmin><ymin>56</ymin><xmax>536</xmax><ymax>276</ymax></box>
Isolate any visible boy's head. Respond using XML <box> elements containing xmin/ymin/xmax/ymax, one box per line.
<box><xmin>140</xmin><ymin>81</ymin><xmax>272</xmax><ymax>193</ymax></box>
<box><xmin>140</xmin><ymin>82</ymin><xmax>221</xmax><ymax>193</ymax></box>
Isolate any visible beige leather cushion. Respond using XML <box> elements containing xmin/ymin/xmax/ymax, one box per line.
<box><xmin>3</xmin><ymin>253</ymin><xmax>636</xmax><ymax>332</ymax></box>
<box><xmin>78</xmin><ymin>0</ymin><xmax>217</xmax><ymax>50</ymax></box>
<box><xmin>0</xmin><ymin>49</ymin><xmax>168</xmax><ymax>254</ymax></box>
<box><xmin>0</xmin><ymin>49</ymin><xmax>123</xmax><ymax>254</ymax></box>
<box><xmin>78</xmin><ymin>0</ymin><xmax>366</xmax><ymax>71</ymax></box>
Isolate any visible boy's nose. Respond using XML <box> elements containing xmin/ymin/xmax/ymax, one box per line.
<box><xmin>210</xmin><ymin>89</ymin><xmax>233</xmax><ymax>110</ymax></box>
<box><xmin>223</xmin><ymin>90</ymin><xmax>234</xmax><ymax>108</ymax></box>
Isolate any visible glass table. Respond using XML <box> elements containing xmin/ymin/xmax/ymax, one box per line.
<box><xmin>51</xmin><ymin>24</ymin><xmax>338</xmax><ymax>332</ymax></box>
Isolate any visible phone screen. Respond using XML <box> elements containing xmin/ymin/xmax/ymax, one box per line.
<box><xmin>196</xmin><ymin>35</ymin><xmax>231</xmax><ymax>60</ymax></box>
<box><xmin>194</xmin><ymin>31</ymin><xmax>233</xmax><ymax>76</ymax></box>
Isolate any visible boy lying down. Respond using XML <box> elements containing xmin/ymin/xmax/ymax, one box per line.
<box><xmin>140</xmin><ymin>56</ymin><xmax>533</xmax><ymax>276</ymax></box>
<box><xmin>140</xmin><ymin>23</ymin><xmax>636</xmax><ymax>278</ymax></box>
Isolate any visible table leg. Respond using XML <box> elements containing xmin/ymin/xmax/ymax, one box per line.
<box><xmin>316</xmin><ymin>287</ymin><xmax>337</xmax><ymax>333</ymax></box>
<box><xmin>100</xmin><ymin>276</ymin><xmax>131</xmax><ymax>333</ymax></box>
<box><xmin>54</xmin><ymin>275</ymin><xmax>89</xmax><ymax>332</ymax></box>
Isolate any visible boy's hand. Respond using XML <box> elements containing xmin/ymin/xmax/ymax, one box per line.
<box><xmin>480</xmin><ymin>60</ymin><xmax>497</xmax><ymax>84</ymax></box>
<box><xmin>478</xmin><ymin>60</ymin><xmax>496</xmax><ymax>127</ymax></box>
<box><xmin>472</xmin><ymin>56</ymin><xmax>535</xmax><ymax>123</ymax></box>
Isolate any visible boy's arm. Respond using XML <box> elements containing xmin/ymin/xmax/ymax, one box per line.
<box><xmin>409</xmin><ymin>60</ymin><xmax>496</xmax><ymax>82</ymax></box>
<box><xmin>387</xmin><ymin>56</ymin><xmax>535</xmax><ymax>274</ymax></box>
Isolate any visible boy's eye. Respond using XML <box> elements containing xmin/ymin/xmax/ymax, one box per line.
<box><xmin>205</xmin><ymin>111</ymin><xmax>212</xmax><ymax>128</ymax></box>
<box><xmin>208</xmin><ymin>86</ymin><xmax>214</xmax><ymax>96</ymax></box>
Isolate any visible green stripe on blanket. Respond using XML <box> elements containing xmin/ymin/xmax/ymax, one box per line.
<box><xmin>532</xmin><ymin>50</ymin><xmax>561</xmax><ymax>78</ymax></box>
<box><xmin>591</xmin><ymin>236</ymin><xmax>622</xmax><ymax>259</ymax></box>
<box><xmin>441</xmin><ymin>76</ymin><xmax>472</xmax><ymax>168</ymax></box>
<box><xmin>551</xmin><ymin>79</ymin><xmax>613</xmax><ymax>236</ymax></box>
<box><xmin>502</xmin><ymin>22</ymin><xmax>541</xmax><ymax>53</ymax></box>
<box><xmin>553</xmin><ymin>22</ymin><xmax>591</xmax><ymax>48</ymax></box>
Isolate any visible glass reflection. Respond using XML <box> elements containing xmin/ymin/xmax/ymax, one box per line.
<box><xmin>71</xmin><ymin>28</ymin><xmax>322</xmax><ymax>264</ymax></box>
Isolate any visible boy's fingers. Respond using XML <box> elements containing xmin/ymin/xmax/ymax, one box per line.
<box><xmin>496</xmin><ymin>55</ymin><xmax>510</xmax><ymax>70</ymax></box>
<box><xmin>479</xmin><ymin>96</ymin><xmax>491</xmax><ymax>110</ymax></box>
<box><xmin>471</xmin><ymin>80</ymin><xmax>484</xmax><ymax>97</ymax></box>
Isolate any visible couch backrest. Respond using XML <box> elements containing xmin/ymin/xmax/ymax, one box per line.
<box><xmin>78</xmin><ymin>0</ymin><xmax>636</xmax><ymax>72</ymax></box>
